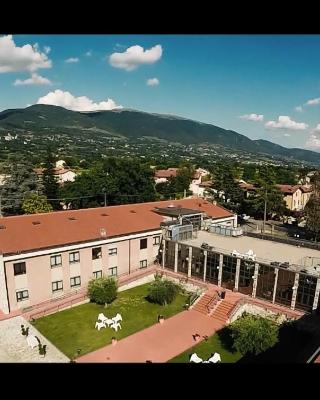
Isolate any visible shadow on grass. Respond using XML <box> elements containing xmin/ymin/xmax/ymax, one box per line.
<box><xmin>217</xmin><ymin>327</ymin><xmax>237</xmax><ymax>353</ymax></box>
<box><xmin>237</xmin><ymin>312</ymin><xmax>320</xmax><ymax>364</ymax></box>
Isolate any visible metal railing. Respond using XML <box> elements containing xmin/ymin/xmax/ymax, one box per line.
<box><xmin>244</xmin><ymin>231</ymin><xmax>320</xmax><ymax>251</ymax></box>
<box><xmin>206</xmin><ymin>293</ymin><xmax>220</xmax><ymax>314</ymax></box>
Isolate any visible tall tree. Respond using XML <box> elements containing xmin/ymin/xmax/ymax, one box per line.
<box><xmin>60</xmin><ymin>157</ymin><xmax>157</xmax><ymax>209</ymax></box>
<box><xmin>244</xmin><ymin>166</ymin><xmax>287</xmax><ymax>218</ymax></box>
<box><xmin>305</xmin><ymin>172</ymin><xmax>320</xmax><ymax>241</ymax></box>
<box><xmin>22</xmin><ymin>194</ymin><xmax>53</xmax><ymax>214</ymax></box>
<box><xmin>0</xmin><ymin>156</ymin><xmax>40</xmax><ymax>215</ymax></box>
<box><xmin>43</xmin><ymin>148</ymin><xmax>59</xmax><ymax>208</ymax></box>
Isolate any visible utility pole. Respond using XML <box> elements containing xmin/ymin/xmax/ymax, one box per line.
<box><xmin>184</xmin><ymin>189</ymin><xmax>186</xmax><ymax>198</ymax></box>
<box><xmin>102</xmin><ymin>188</ymin><xmax>106</xmax><ymax>207</ymax></box>
<box><xmin>262</xmin><ymin>187</ymin><xmax>267</xmax><ymax>234</ymax></box>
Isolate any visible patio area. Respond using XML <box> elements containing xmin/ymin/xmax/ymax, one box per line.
<box><xmin>33</xmin><ymin>283</ymin><xmax>189</xmax><ymax>359</ymax></box>
<box><xmin>0</xmin><ymin>316</ymin><xmax>69</xmax><ymax>363</ymax></box>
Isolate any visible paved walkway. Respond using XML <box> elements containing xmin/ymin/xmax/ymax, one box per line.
<box><xmin>0</xmin><ymin>316</ymin><xmax>69</xmax><ymax>363</ymax></box>
<box><xmin>77</xmin><ymin>309</ymin><xmax>223</xmax><ymax>363</ymax></box>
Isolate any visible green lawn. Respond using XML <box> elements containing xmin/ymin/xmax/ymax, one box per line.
<box><xmin>169</xmin><ymin>328</ymin><xmax>242</xmax><ymax>363</ymax></box>
<box><xmin>33</xmin><ymin>283</ymin><xmax>188</xmax><ymax>359</ymax></box>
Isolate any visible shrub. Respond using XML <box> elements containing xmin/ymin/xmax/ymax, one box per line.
<box><xmin>229</xmin><ymin>314</ymin><xmax>279</xmax><ymax>356</ymax></box>
<box><xmin>87</xmin><ymin>276</ymin><xmax>118</xmax><ymax>305</ymax></box>
<box><xmin>148</xmin><ymin>277</ymin><xmax>180</xmax><ymax>305</ymax></box>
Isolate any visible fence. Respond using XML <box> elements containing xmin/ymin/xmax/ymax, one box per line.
<box><xmin>25</xmin><ymin>265</ymin><xmax>157</xmax><ymax>321</ymax></box>
<box><xmin>244</xmin><ymin>231</ymin><xmax>320</xmax><ymax>251</ymax></box>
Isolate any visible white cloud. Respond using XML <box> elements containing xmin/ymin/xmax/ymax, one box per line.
<box><xmin>295</xmin><ymin>106</ymin><xmax>303</xmax><ymax>112</ymax></box>
<box><xmin>239</xmin><ymin>113</ymin><xmax>264</xmax><ymax>122</ymax></box>
<box><xmin>306</xmin><ymin>97</ymin><xmax>320</xmax><ymax>106</ymax></box>
<box><xmin>0</xmin><ymin>34</ymin><xmax>51</xmax><ymax>73</ymax></box>
<box><xmin>36</xmin><ymin>89</ymin><xmax>122</xmax><ymax>111</ymax></box>
<box><xmin>44</xmin><ymin>46</ymin><xmax>51</xmax><ymax>54</ymax></box>
<box><xmin>306</xmin><ymin>134</ymin><xmax>320</xmax><ymax>148</ymax></box>
<box><xmin>65</xmin><ymin>57</ymin><xmax>79</xmax><ymax>63</ymax></box>
<box><xmin>146</xmin><ymin>77</ymin><xmax>159</xmax><ymax>86</ymax></box>
<box><xmin>85</xmin><ymin>50</ymin><xmax>92</xmax><ymax>57</ymax></box>
<box><xmin>265</xmin><ymin>116</ymin><xmax>308</xmax><ymax>130</ymax></box>
<box><xmin>14</xmin><ymin>73</ymin><xmax>52</xmax><ymax>86</ymax></box>
<box><xmin>109</xmin><ymin>44</ymin><xmax>162</xmax><ymax>71</ymax></box>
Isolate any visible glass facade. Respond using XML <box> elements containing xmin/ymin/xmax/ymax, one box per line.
<box><xmin>163</xmin><ymin>239</ymin><xmax>320</xmax><ymax>313</ymax></box>
<box><xmin>164</xmin><ymin>240</ymin><xmax>175</xmax><ymax>270</ymax></box>
<box><xmin>238</xmin><ymin>260</ymin><xmax>255</xmax><ymax>295</ymax></box>
<box><xmin>274</xmin><ymin>268</ymin><xmax>295</xmax><ymax>307</ymax></box>
<box><xmin>221</xmin><ymin>255</ymin><xmax>237</xmax><ymax>290</ymax></box>
<box><xmin>255</xmin><ymin>263</ymin><xmax>276</xmax><ymax>302</ymax></box>
<box><xmin>206</xmin><ymin>251</ymin><xmax>220</xmax><ymax>284</ymax></box>
<box><xmin>190</xmin><ymin>247</ymin><xmax>204</xmax><ymax>279</ymax></box>
<box><xmin>295</xmin><ymin>274</ymin><xmax>317</xmax><ymax>312</ymax></box>
<box><xmin>177</xmin><ymin>243</ymin><xmax>189</xmax><ymax>275</ymax></box>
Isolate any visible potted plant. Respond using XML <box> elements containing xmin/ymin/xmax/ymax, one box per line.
<box><xmin>38</xmin><ymin>343</ymin><xmax>47</xmax><ymax>357</ymax></box>
<box><xmin>158</xmin><ymin>315</ymin><xmax>165</xmax><ymax>324</ymax></box>
<box><xmin>21</xmin><ymin>325</ymin><xmax>29</xmax><ymax>337</ymax></box>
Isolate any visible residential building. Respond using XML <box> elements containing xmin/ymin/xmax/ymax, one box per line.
<box><xmin>189</xmin><ymin>168</ymin><xmax>211</xmax><ymax>196</ymax></box>
<box><xmin>154</xmin><ymin>168</ymin><xmax>179</xmax><ymax>184</ymax></box>
<box><xmin>34</xmin><ymin>167</ymin><xmax>77</xmax><ymax>184</ymax></box>
<box><xmin>0</xmin><ymin>198</ymin><xmax>234</xmax><ymax>314</ymax></box>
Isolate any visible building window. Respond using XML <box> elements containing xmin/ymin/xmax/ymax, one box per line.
<box><xmin>92</xmin><ymin>247</ymin><xmax>102</xmax><ymax>260</ymax></box>
<box><xmin>140</xmin><ymin>238</ymin><xmax>148</xmax><ymax>249</ymax></box>
<box><xmin>70</xmin><ymin>276</ymin><xmax>81</xmax><ymax>288</ymax></box>
<box><xmin>108</xmin><ymin>248</ymin><xmax>117</xmax><ymax>256</ymax></box>
<box><xmin>153</xmin><ymin>236</ymin><xmax>160</xmax><ymax>246</ymax></box>
<box><xmin>140</xmin><ymin>260</ymin><xmax>148</xmax><ymax>269</ymax></box>
<box><xmin>16</xmin><ymin>290</ymin><xmax>29</xmax><ymax>302</ymax></box>
<box><xmin>13</xmin><ymin>262</ymin><xmax>26</xmax><ymax>276</ymax></box>
<box><xmin>93</xmin><ymin>270</ymin><xmax>103</xmax><ymax>279</ymax></box>
<box><xmin>50</xmin><ymin>254</ymin><xmax>62</xmax><ymax>268</ymax></box>
<box><xmin>52</xmin><ymin>280</ymin><xmax>63</xmax><ymax>293</ymax></box>
<box><xmin>108</xmin><ymin>267</ymin><xmax>118</xmax><ymax>276</ymax></box>
<box><xmin>69</xmin><ymin>251</ymin><xmax>80</xmax><ymax>264</ymax></box>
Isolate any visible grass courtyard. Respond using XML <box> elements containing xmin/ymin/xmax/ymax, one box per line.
<box><xmin>169</xmin><ymin>328</ymin><xmax>242</xmax><ymax>363</ymax></box>
<box><xmin>33</xmin><ymin>283</ymin><xmax>189</xmax><ymax>359</ymax></box>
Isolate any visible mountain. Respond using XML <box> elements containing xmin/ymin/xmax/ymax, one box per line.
<box><xmin>0</xmin><ymin>104</ymin><xmax>319</xmax><ymax>164</ymax></box>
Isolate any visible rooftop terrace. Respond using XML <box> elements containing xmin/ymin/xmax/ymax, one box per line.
<box><xmin>184</xmin><ymin>230</ymin><xmax>320</xmax><ymax>276</ymax></box>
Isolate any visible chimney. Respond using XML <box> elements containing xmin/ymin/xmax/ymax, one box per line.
<box><xmin>100</xmin><ymin>228</ymin><xmax>107</xmax><ymax>238</ymax></box>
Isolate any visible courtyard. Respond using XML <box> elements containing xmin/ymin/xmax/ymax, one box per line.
<box><xmin>33</xmin><ymin>283</ymin><xmax>189</xmax><ymax>359</ymax></box>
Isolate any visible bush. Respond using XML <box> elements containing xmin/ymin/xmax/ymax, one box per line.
<box><xmin>230</xmin><ymin>313</ymin><xmax>279</xmax><ymax>356</ymax></box>
<box><xmin>147</xmin><ymin>277</ymin><xmax>180</xmax><ymax>305</ymax></box>
<box><xmin>87</xmin><ymin>276</ymin><xmax>118</xmax><ymax>305</ymax></box>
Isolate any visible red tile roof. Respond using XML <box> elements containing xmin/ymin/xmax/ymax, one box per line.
<box><xmin>0</xmin><ymin>198</ymin><xmax>233</xmax><ymax>255</ymax></box>
<box><xmin>34</xmin><ymin>168</ymin><xmax>75</xmax><ymax>176</ymax></box>
<box><xmin>276</xmin><ymin>184</ymin><xmax>301</xmax><ymax>194</ymax></box>
<box><xmin>154</xmin><ymin>168</ymin><xmax>179</xmax><ymax>178</ymax></box>
<box><xmin>239</xmin><ymin>183</ymin><xmax>257</xmax><ymax>191</ymax></box>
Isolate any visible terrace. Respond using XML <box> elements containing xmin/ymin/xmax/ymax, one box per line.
<box><xmin>185</xmin><ymin>230</ymin><xmax>320</xmax><ymax>276</ymax></box>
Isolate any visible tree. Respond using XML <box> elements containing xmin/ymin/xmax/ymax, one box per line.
<box><xmin>88</xmin><ymin>276</ymin><xmax>118</xmax><ymax>305</ymax></box>
<box><xmin>22</xmin><ymin>194</ymin><xmax>53</xmax><ymax>214</ymax></box>
<box><xmin>230</xmin><ymin>314</ymin><xmax>279</xmax><ymax>356</ymax></box>
<box><xmin>244</xmin><ymin>166</ymin><xmax>287</xmax><ymax>218</ymax></box>
<box><xmin>147</xmin><ymin>275</ymin><xmax>181</xmax><ymax>305</ymax></box>
<box><xmin>0</xmin><ymin>156</ymin><xmax>40</xmax><ymax>215</ymax></box>
<box><xmin>43</xmin><ymin>148</ymin><xmax>59</xmax><ymax>209</ymax></box>
<box><xmin>305</xmin><ymin>172</ymin><xmax>320</xmax><ymax>240</ymax></box>
<box><xmin>60</xmin><ymin>157</ymin><xmax>157</xmax><ymax>209</ymax></box>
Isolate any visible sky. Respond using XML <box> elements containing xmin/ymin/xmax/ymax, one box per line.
<box><xmin>0</xmin><ymin>34</ymin><xmax>320</xmax><ymax>151</ymax></box>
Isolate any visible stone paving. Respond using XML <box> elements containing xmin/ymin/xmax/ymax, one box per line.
<box><xmin>0</xmin><ymin>316</ymin><xmax>69</xmax><ymax>363</ymax></box>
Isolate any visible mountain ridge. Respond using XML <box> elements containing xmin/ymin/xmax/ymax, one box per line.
<box><xmin>0</xmin><ymin>104</ymin><xmax>319</xmax><ymax>164</ymax></box>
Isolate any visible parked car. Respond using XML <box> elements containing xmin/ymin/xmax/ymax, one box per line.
<box><xmin>240</xmin><ymin>214</ymin><xmax>250</xmax><ymax>221</ymax></box>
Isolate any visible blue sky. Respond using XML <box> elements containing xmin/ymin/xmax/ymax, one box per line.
<box><xmin>1</xmin><ymin>34</ymin><xmax>320</xmax><ymax>151</ymax></box>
